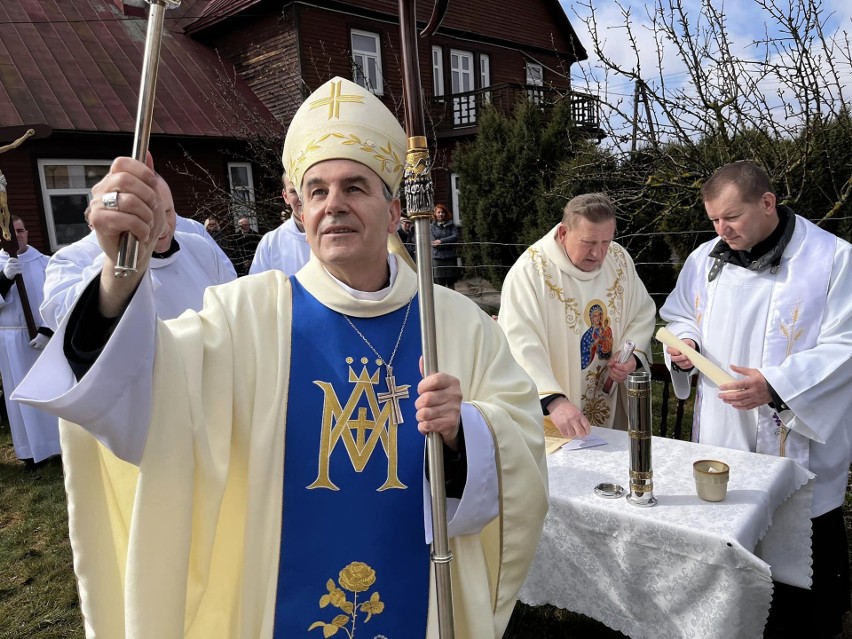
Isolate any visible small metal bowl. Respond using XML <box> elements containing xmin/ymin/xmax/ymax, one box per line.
<box><xmin>594</xmin><ymin>482</ymin><xmax>625</xmax><ymax>499</ymax></box>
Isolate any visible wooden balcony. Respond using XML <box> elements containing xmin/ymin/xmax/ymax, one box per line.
<box><xmin>427</xmin><ymin>83</ymin><xmax>603</xmax><ymax>140</ymax></box>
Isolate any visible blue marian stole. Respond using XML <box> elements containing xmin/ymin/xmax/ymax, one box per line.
<box><xmin>274</xmin><ymin>279</ymin><xmax>430</xmax><ymax>638</ymax></box>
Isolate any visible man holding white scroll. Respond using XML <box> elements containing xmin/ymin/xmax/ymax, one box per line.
<box><xmin>660</xmin><ymin>160</ymin><xmax>851</xmax><ymax>638</ymax></box>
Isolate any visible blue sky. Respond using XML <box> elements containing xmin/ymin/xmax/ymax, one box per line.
<box><xmin>558</xmin><ymin>0</ymin><xmax>852</xmax><ymax>147</ymax></box>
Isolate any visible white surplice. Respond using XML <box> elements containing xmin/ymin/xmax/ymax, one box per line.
<box><xmin>41</xmin><ymin>231</ymin><xmax>236</xmax><ymax>327</ymax></box>
<box><xmin>660</xmin><ymin>215</ymin><xmax>852</xmax><ymax>517</ymax></box>
<box><xmin>13</xmin><ymin>255</ymin><xmax>548</xmax><ymax>639</ymax></box>
<box><xmin>175</xmin><ymin>214</ymin><xmax>235</xmax><ymax>276</ymax></box>
<box><xmin>249</xmin><ymin>217</ymin><xmax>311</xmax><ymax>276</ymax></box>
<box><xmin>498</xmin><ymin>225</ymin><xmax>657</xmax><ymax>428</ymax></box>
<box><xmin>0</xmin><ymin>246</ymin><xmax>59</xmax><ymax>461</ymax></box>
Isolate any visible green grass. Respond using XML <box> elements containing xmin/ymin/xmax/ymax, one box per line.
<box><xmin>0</xmin><ymin>428</ymin><xmax>82</xmax><ymax>639</ymax></box>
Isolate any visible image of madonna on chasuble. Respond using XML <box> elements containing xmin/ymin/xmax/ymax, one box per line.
<box><xmin>12</xmin><ymin>76</ymin><xmax>548</xmax><ymax>639</ymax></box>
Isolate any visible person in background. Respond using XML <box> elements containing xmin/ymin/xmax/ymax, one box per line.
<box><xmin>660</xmin><ymin>160</ymin><xmax>851</xmax><ymax>638</ymax></box>
<box><xmin>233</xmin><ymin>216</ymin><xmax>261</xmax><ymax>276</ymax></box>
<box><xmin>250</xmin><ymin>171</ymin><xmax>311</xmax><ymax>276</ymax></box>
<box><xmin>498</xmin><ymin>193</ymin><xmax>656</xmax><ymax>437</ymax></box>
<box><xmin>397</xmin><ymin>215</ymin><xmax>416</xmax><ymax>260</ymax></box>
<box><xmin>430</xmin><ymin>203</ymin><xmax>460</xmax><ymax>289</ymax></box>
<box><xmin>0</xmin><ymin>216</ymin><xmax>59</xmax><ymax>467</ymax></box>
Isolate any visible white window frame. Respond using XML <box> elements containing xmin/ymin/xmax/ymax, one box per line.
<box><xmin>351</xmin><ymin>29</ymin><xmax>384</xmax><ymax>96</ymax></box>
<box><xmin>432</xmin><ymin>45</ymin><xmax>444</xmax><ymax>97</ymax></box>
<box><xmin>37</xmin><ymin>159</ymin><xmax>112</xmax><ymax>251</ymax></box>
<box><xmin>526</xmin><ymin>62</ymin><xmax>544</xmax><ymax>104</ymax></box>
<box><xmin>228</xmin><ymin>161</ymin><xmax>256</xmax><ymax>230</ymax></box>
<box><xmin>479</xmin><ymin>53</ymin><xmax>491</xmax><ymax>104</ymax></box>
<box><xmin>450</xmin><ymin>49</ymin><xmax>476</xmax><ymax>125</ymax></box>
<box><xmin>450</xmin><ymin>172</ymin><xmax>462</xmax><ymax>227</ymax></box>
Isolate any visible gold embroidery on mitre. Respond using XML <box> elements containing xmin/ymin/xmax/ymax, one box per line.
<box><xmin>529</xmin><ymin>247</ymin><xmax>582</xmax><ymax>334</ymax></box>
<box><xmin>309</xmin><ymin>79</ymin><xmax>365</xmax><ymax>120</ymax></box>
<box><xmin>779</xmin><ymin>300</ymin><xmax>805</xmax><ymax>358</ymax></box>
<box><xmin>288</xmin><ymin>132</ymin><xmax>403</xmax><ymax>189</ymax></box>
<box><xmin>308</xmin><ymin>359</ymin><xmax>406</xmax><ymax>492</ymax></box>
<box><xmin>310</xmin><ymin>561</ymin><xmax>386</xmax><ymax>636</ymax></box>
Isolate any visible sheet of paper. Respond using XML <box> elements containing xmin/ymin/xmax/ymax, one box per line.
<box><xmin>561</xmin><ymin>433</ymin><xmax>608</xmax><ymax>451</ymax></box>
<box><xmin>543</xmin><ymin>416</ymin><xmax>608</xmax><ymax>454</ymax></box>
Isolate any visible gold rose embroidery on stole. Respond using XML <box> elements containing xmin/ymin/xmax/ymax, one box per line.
<box><xmin>309</xmin><ymin>561</ymin><xmax>386</xmax><ymax>636</ymax></box>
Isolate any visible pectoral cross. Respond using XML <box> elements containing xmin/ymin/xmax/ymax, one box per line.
<box><xmin>377</xmin><ymin>365</ymin><xmax>410</xmax><ymax>427</ymax></box>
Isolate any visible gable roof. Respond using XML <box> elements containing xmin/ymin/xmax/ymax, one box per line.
<box><xmin>0</xmin><ymin>0</ymin><xmax>281</xmax><ymax>138</ymax></box>
<box><xmin>183</xmin><ymin>0</ymin><xmax>587</xmax><ymax>60</ymax></box>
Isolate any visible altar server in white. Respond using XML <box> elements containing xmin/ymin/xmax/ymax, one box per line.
<box><xmin>499</xmin><ymin>193</ymin><xmax>656</xmax><ymax>436</ymax></box>
<box><xmin>14</xmin><ymin>77</ymin><xmax>547</xmax><ymax>638</ymax></box>
<box><xmin>250</xmin><ymin>171</ymin><xmax>311</xmax><ymax>276</ymax></box>
<box><xmin>660</xmin><ymin>160</ymin><xmax>851</xmax><ymax>638</ymax></box>
<box><xmin>40</xmin><ymin>179</ymin><xmax>236</xmax><ymax>329</ymax></box>
<box><xmin>0</xmin><ymin>217</ymin><xmax>59</xmax><ymax>464</ymax></box>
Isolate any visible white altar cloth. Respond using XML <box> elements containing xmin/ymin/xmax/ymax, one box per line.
<box><xmin>519</xmin><ymin>427</ymin><xmax>814</xmax><ymax>639</ymax></box>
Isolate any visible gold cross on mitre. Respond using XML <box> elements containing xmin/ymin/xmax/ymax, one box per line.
<box><xmin>309</xmin><ymin>79</ymin><xmax>365</xmax><ymax>120</ymax></box>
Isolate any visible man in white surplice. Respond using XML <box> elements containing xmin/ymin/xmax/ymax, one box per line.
<box><xmin>249</xmin><ymin>171</ymin><xmax>311</xmax><ymax>276</ymax></box>
<box><xmin>40</xmin><ymin>179</ymin><xmax>236</xmax><ymax>330</ymax></box>
<box><xmin>13</xmin><ymin>77</ymin><xmax>547</xmax><ymax>638</ymax></box>
<box><xmin>498</xmin><ymin>193</ymin><xmax>656</xmax><ymax>437</ymax></box>
<box><xmin>660</xmin><ymin>160</ymin><xmax>851</xmax><ymax>638</ymax></box>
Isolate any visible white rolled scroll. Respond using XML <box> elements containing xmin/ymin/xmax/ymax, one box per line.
<box><xmin>655</xmin><ymin>327</ymin><xmax>736</xmax><ymax>387</ymax></box>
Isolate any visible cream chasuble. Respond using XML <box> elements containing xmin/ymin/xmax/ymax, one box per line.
<box><xmin>13</xmin><ymin>257</ymin><xmax>548</xmax><ymax>639</ymax></box>
<box><xmin>660</xmin><ymin>215</ymin><xmax>852</xmax><ymax>517</ymax></box>
<box><xmin>499</xmin><ymin>225</ymin><xmax>656</xmax><ymax>428</ymax></box>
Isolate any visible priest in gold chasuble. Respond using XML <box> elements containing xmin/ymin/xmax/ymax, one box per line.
<box><xmin>13</xmin><ymin>77</ymin><xmax>548</xmax><ymax>639</ymax></box>
<box><xmin>498</xmin><ymin>194</ymin><xmax>656</xmax><ymax>435</ymax></box>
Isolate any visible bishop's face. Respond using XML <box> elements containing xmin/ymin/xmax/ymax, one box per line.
<box><xmin>704</xmin><ymin>184</ymin><xmax>778</xmax><ymax>251</ymax></box>
<box><xmin>301</xmin><ymin>159</ymin><xmax>400</xmax><ymax>291</ymax></box>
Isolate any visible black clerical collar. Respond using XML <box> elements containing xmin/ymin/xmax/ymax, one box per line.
<box><xmin>707</xmin><ymin>206</ymin><xmax>795</xmax><ymax>280</ymax></box>
<box><xmin>152</xmin><ymin>237</ymin><xmax>180</xmax><ymax>259</ymax></box>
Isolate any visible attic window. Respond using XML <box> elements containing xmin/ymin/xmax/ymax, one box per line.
<box><xmin>351</xmin><ymin>30</ymin><xmax>383</xmax><ymax>96</ymax></box>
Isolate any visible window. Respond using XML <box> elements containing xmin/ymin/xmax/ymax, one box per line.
<box><xmin>450</xmin><ymin>172</ymin><xmax>462</xmax><ymax>227</ymax></box>
<box><xmin>525</xmin><ymin>62</ymin><xmax>544</xmax><ymax>104</ymax></box>
<box><xmin>351</xmin><ymin>29</ymin><xmax>383</xmax><ymax>95</ymax></box>
<box><xmin>432</xmin><ymin>45</ymin><xmax>444</xmax><ymax>97</ymax></box>
<box><xmin>37</xmin><ymin>160</ymin><xmax>111</xmax><ymax>250</ymax></box>
<box><xmin>228</xmin><ymin>162</ymin><xmax>256</xmax><ymax>229</ymax></box>
<box><xmin>450</xmin><ymin>49</ymin><xmax>475</xmax><ymax>125</ymax></box>
<box><xmin>479</xmin><ymin>53</ymin><xmax>491</xmax><ymax>104</ymax></box>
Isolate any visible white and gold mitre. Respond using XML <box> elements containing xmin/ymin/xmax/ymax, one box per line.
<box><xmin>282</xmin><ymin>76</ymin><xmax>406</xmax><ymax>194</ymax></box>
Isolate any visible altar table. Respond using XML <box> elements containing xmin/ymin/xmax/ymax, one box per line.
<box><xmin>519</xmin><ymin>427</ymin><xmax>814</xmax><ymax>639</ymax></box>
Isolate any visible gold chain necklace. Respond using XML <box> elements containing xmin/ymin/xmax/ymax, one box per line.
<box><xmin>342</xmin><ymin>297</ymin><xmax>414</xmax><ymax>427</ymax></box>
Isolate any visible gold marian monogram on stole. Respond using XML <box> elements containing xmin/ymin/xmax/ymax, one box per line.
<box><xmin>308</xmin><ymin>358</ymin><xmax>410</xmax><ymax>491</ymax></box>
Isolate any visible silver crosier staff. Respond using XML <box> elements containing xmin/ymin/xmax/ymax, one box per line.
<box><xmin>398</xmin><ymin>0</ymin><xmax>455</xmax><ymax>636</ymax></box>
<box><xmin>114</xmin><ymin>0</ymin><xmax>181</xmax><ymax>278</ymax></box>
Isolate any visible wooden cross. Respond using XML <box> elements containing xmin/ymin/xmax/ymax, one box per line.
<box><xmin>377</xmin><ymin>365</ymin><xmax>410</xmax><ymax>427</ymax></box>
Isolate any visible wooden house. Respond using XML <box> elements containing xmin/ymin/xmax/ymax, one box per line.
<box><xmin>0</xmin><ymin>0</ymin><xmax>596</xmax><ymax>252</ymax></box>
